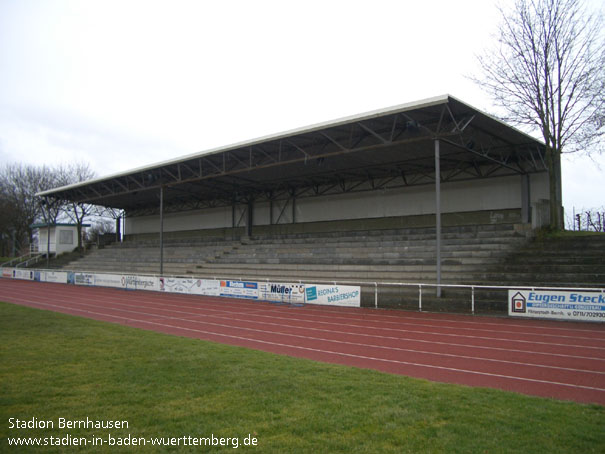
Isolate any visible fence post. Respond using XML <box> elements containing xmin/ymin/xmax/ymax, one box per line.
<box><xmin>418</xmin><ymin>284</ymin><xmax>422</xmax><ymax>312</ymax></box>
<box><xmin>374</xmin><ymin>282</ymin><xmax>378</xmax><ymax>309</ymax></box>
<box><xmin>471</xmin><ymin>286</ymin><xmax>475</xmax><ymax>314</ymax></box>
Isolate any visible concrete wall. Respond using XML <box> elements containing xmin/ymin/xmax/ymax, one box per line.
<box><xmin>125</xmin><ymin>173</ymin><xmax>549</xmax><ymax>235</ymax></box>
<box><xmin>37</xmin><ymin>226</ymin><xmax>79</xmax><ymax>254</ymax></box>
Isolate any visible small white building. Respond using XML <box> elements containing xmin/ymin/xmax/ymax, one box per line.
<box><xmin>30</xmin><ymin>223</ymin><xmax>90</xmax><ymax>255</ymax></box>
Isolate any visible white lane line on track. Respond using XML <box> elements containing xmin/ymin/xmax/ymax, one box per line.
<box><xmin>11</xmin><ymin>298</ymin><xmax>605</xmax><ymax>395</ymax></box>
<box><xmin>55</xmin><ymin>292</ymin><xmax>605</xmax><ymax>351</ymax></box>
<box><xmin>3</xmin><ymin>285</ymin><xmax>605</xmax><ymax>363</ymax></box>
<box><xmin>115</xmin><ymin>291</ymin><xmax>605</xmax><ymax>336</ymax></box>
<box><xmin>90</xmin><ymin>288</ymin><xmax>605</xmax><ymax>339</ymax></box>
<box><xmin>5</xmin><ymin>283</ymin><xmax>603</xmax><ymax>351</ymax></box>
<box><xmin>6</xmin><ymin>280</ymin><xmax>605</xmax><ymax>339</ymax></box>
<box><xmin>6</xmin><ymin>295</ymin><xmax>605</xmax><ymax>382</ymax></box>
<box><xmin>8</xmin><ymin>279</ymin><xmax>605</xmax><ymax>342</ymax></box>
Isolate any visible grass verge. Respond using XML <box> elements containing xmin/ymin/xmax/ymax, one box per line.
<box><xmin>535</xmin><ymin>228</ymin><xmax>605</xmax><ymax>240</ymax></box>
<box><xmin>1</xmin><ymin>301</ymin><xmax>603</xmax><ymax>453</ymax></box>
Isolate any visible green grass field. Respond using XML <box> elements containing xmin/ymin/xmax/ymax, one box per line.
<box><xmin>1</xmin><ymin>301</ymin><xmax>603</xmax><ymax>453</ymax></box>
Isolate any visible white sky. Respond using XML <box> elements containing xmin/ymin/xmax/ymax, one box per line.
<box><xmin>0</xmin><ymin>0</ymin><xmax>603</xmax><ymax>218</ymax></box>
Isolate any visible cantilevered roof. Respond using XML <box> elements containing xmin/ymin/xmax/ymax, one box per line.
<box><xmin>38</xmin><ymin>95</ymin><xmax>546</xmax><ymax>214</ymax></box>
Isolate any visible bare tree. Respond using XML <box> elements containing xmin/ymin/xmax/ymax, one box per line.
<box><xmin>569</xmin><ymin>206</ymin><xmax>605</xmax><ymax>231</ymax></box>
<box><xmin>56</xmin><ymin>162</ymin><xmax>97</xmax><ymax>252</ymax></box>
<box><xmin>0</xmin><ymin>163</ymin><xmax>62</xmax><ymax>253</ymax></box>
<box><xmin>86</xmin><ymin>218</ymin><xmax>116</xmax><ymax>247</ymax></box>
<box><xmin>473</xmin><ymin>0</ymin><xmax>605</xmax><ymax>230</ymax></box>
<box><xmin>0</xmin><ymin>194</ymin><xmax>19</xmax><ymax>257</ymax></box>
<box><xmin>0</xmin><ymin>161</ymin><xmax>99</xmax><ymax>256</ymax></box>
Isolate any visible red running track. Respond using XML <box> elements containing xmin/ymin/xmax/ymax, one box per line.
<box><xmin>1</xmin><ymin>278</ymin><xmax>605</xmax><ymax>405</ymax></box>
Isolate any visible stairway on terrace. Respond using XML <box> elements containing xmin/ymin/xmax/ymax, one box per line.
<box><xmin>467</xmin><ymin>233</ymin><xmax>605</xmax><ymax>288</ymax></box>
<box><xmin>434</xmin><ymin>232</ymin><xmax>605</xmax><ymax>313</ymax></box>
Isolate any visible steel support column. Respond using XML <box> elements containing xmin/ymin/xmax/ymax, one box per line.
<box><xmin>44</xmin><ymin>197</ymin><xmax>52</xmax><ymax>267</ymax></box>
<box><xmin>232</xmin><ymin>199</ymin><xmax>236</xmax><ymax>228</ymax></box>
<box><xmin>247</xmin><ymin>199</ymin><xmax>254</xmax><ymax>237</ymax></box>
<box><xmin>521</xmin><ymin>174</ymin><xmax>531</xmax><ymax>224</ymax></box>
<box><xmin>159</xmin><ymin>185</ymin><xmax>164</xmax><ymax>276</ymax></box>
<box><xmin>46</xmin><ymin>223</ymin><xmax>51</xmax><ymax>268</ymax></box>
<box><xmin>115</xmin><ymin>216</ymin><xmax>121</xmax><ymax>243</ymax></box>
<box><xmin>435</xmin><ymin>139</ymin><xmax>442</xmax><ymax>297</ymax></box>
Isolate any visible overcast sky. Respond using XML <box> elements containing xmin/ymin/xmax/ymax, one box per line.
<box><xmin>0</xmin><ymin>0</ymin><xmax>603</xmax><ymax>219</ymax></box>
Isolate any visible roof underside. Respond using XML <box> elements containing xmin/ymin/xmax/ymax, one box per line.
<box><xmin>38</xmin><ymin>95</ymin><xmax>547</xmax><ymax>215</ymax></box>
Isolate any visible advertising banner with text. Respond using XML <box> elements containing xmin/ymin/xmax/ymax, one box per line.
<box><xmin>219</xmin><ymin>281</ymin><xmax>259</xmax><ymax>299</ymax></box>
<box><xmin>258</xmin><ymin>282</ymin><xmax>306</xmax><ymax>304</ymax></box>
<box><xmin>160</xmin><ymin>277</ymin><xmax>220</xmax><ymax>296</ymax></box>
<box><xmin>12</xmin><ymin>269</ymin><xmax>35</xmax><ymax>280</ymax></box>
<box><xmin>1</xmin><ymin>268</ymin><xmax>365</xmax><ymax>308</ymax></box>
<box><xmin>508</xmin><ymin>289</ymin><xmax>605</xmax><ymax>322</ymax></box>
<box><xmin>305</xmin><ymin>284</ymin><xmax>361</xmax><ymax>307</ymax></box>
<box><xmin>37</xmin><ymin>271</ymin><xmax>69</xmax><ymax>284</ymax></box>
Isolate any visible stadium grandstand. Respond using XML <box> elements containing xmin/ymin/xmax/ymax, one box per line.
<box><xmin>34</xmin><ymin>95</ymin><xmax>605</xmax><ymax>312</ymax></box>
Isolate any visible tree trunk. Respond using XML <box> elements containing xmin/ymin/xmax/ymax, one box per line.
<box><xmin>547</xmin><ymin>147</ymin><xmax>564</xmax><ymax>230</ymax></box>
<box><xmin>76</xmin><ymin>223</ymin><xmax>83</xmax><ymax>252</ymax></box>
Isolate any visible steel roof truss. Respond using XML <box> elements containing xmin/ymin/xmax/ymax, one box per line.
<box><xmin>319</xmin><ymin>131</ymin><xmax>348</xmax><ymax>152</ymax></box>
<box><xmin>440</xmin><ymin>137</ymin><xmax>521</xmax><ymax>174</ymax></box>
<box><xmin>128</xmin><ymin>175</ymin><xmax>145</xmax><ymax>189</ymax></box>
<box><xmin>162</xmin><ymin>166</ymin><xmax>179</xmax><ymax>182</ymax></box>
<box><xmin>253</xmin><ymin>145</ymin><xmax>278</xmax><ymax>165</ymax></box>
<box><xmin>357</xmin><ymin>121</ymin><xmax>390</xmax><ymax>145</ymax></box>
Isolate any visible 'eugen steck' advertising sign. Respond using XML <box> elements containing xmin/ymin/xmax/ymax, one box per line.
<box><xmin>509</xmin><ymin>289</ymin><xmax>605</xmax><ymax>322</ymax></box>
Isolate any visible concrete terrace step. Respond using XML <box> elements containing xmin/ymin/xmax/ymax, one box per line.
<box><xmin>213</xmin><ymin>250</ymin><xmax>510</xmax><ymax>263</ymax></box>
<box><xmin>244</xmin><ymin>238</ymin><xmax>527</xmax><ymax>251</ymax></box>
<box><xmin>196</xmin><ymin>262</ymin><xmax>477</xmax><ymax>272</ymax></box>
<box><xmin>468</xmin><ymin>271</ymin><xmax>605</xmax><ymax>284</ymax></box>
<box><xmin>186</xmin><ymin>269</ymin><xmax>447</xmax><ymax>282</ymax></box>
<box><xmin>249</xmin><ymin>230</ymin><xmax>523</xmax><ymax>243</ymax></box>
<box><xmin>56</xmin><ymin>223</ymin><xmax>528</xmax><ymax>280</ymax></box>
<box><xmin>231</xmin><ymin>242</ymin><xmax>521</xmax><ymax>253</ymax></box>
<box><xmin>246</xmin><ymin>234</ymin><xmax>523</xmax><ymax>249</ymax></box>
<box><xmin>493</xmin><ymin>263</ymin><xmax>605</xmax><ymax>273</ymax></box>
<box><xmin>251</xmin><ymin>223</ymin><xmax>519</xmax><ymax>238</ymax></box>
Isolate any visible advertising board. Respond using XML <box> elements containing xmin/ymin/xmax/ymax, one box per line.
<box><xmin>220</xmin><ymin>281</ymin><xmax>259</xmax><ymax>299</ymax></box>
<box><xmin>74</xmin><ymin>273</ymin><xmax>95</xmax><ymax>286</ymax></box>
<box><xmin>508</xmin><ymin>289</ymin><xmax>605</xmax><ymax>322</ymax></box>
<box><xmin>305</xmin><ymin>284</ymin><xmax>361</xmax><ymax>307</ymax></box>
<box><xmin>120</xmin><ymin>275</ymin><xmax>160</xmax><ymax>291</ymax></box>
<box><xmin>13</xmin><ymin>269</ymin><xmax>34</xmax><ymax>280</ymax></box>
<box><xmin>41</xmin><ymin>271</ymin><xmax>69</xmax><ymax>284</ymax></box>
<box><xmin>90</xmin><ymin>273</ymin><xmax>125</xmax><ymax>288</ymax></box>
<box><xmin>3</xmin><ymin>267</ymin><xmax>363</xmax><ymax>308</ymax></box>
<box><xmin>159</xmin><ymin>277</ymin><xmax>220</xmax><ymax>296</ymax></box>
<box><xmin>258</xmin><ymin>282</ymin><xmax>306</xmax><ymax>304</ymax></box>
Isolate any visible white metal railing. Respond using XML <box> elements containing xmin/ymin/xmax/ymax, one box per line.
<box><xmin>1</xmin><ymin>251</ymin><xmax>46</xmax><ymax>268</ymax></box>
<box><xmin>13</xmin><ymin>267</ymin><xmax>604</xmax><ymax>315</ymax></box>
<box><xmin>190</xmin><ymin>276</ymin><xmax>605</xmax><ymax>314</ymax></box>
<box><xmin>18</xmin><ymin>254</ymin><xmax>45</xmax><ymax>268</ymax></box>
<box><xmin>1</xmin><ymin>253</ymin><xmax>34</xmax><ymax>268</ymax></box>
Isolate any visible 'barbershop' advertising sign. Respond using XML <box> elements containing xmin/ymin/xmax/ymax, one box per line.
<box><xmin>509</xmin><ymin>289</ymin><xmax>605</xmax><ymax>322</ymax></box>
